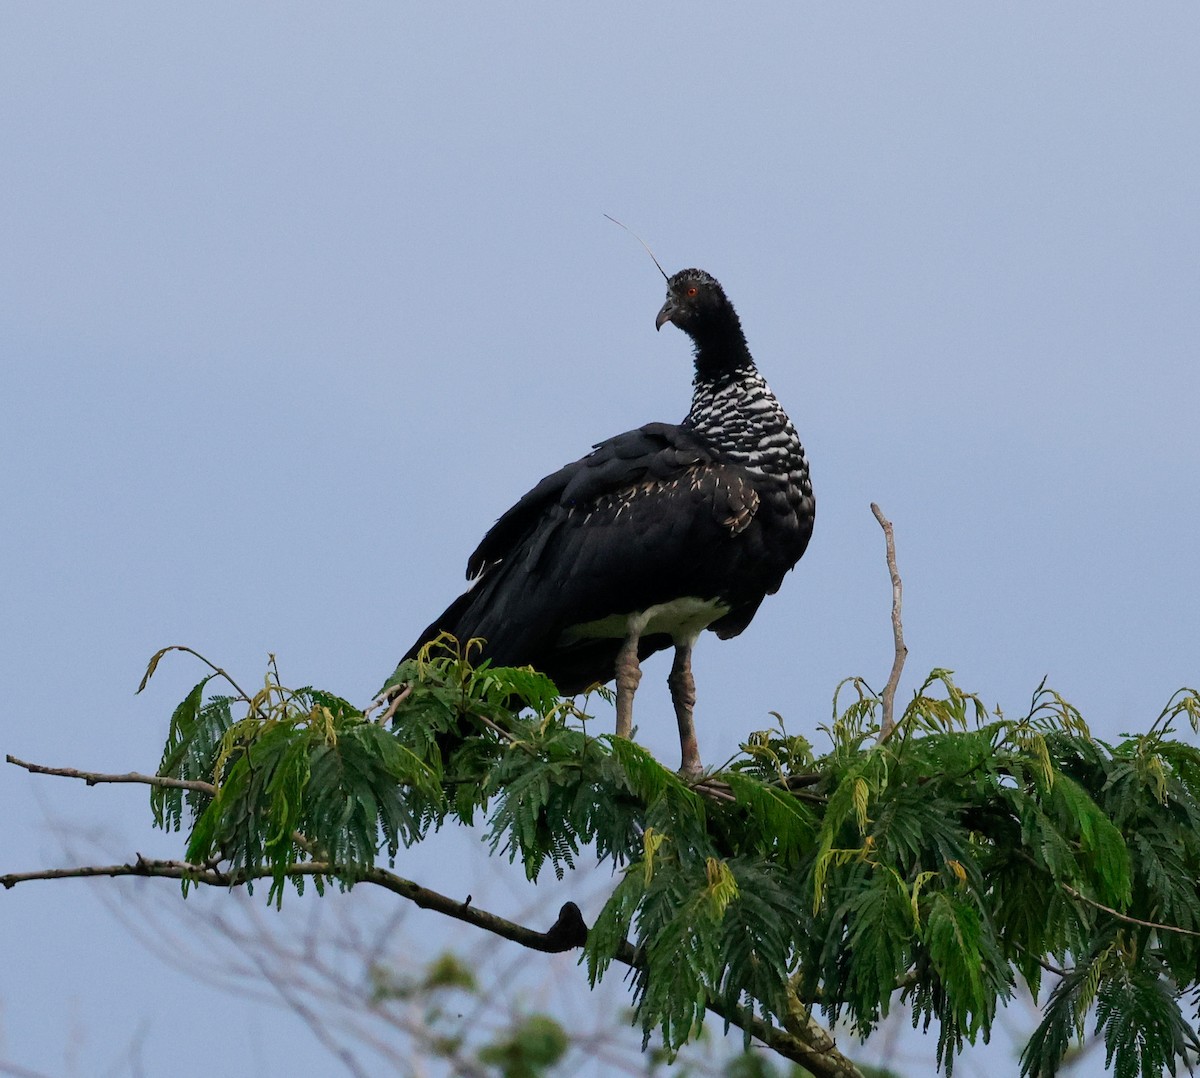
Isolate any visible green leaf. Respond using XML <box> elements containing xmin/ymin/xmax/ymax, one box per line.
<box><xmin>145</xmin><ymin>651</ymin><xmax>1200</xmax><ymax>1077</ymax></box>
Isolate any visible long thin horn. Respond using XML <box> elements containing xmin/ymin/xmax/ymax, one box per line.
<box><xmin>604</xmin><ymin>214</ymin><xmax>669</xmax><ymax>281</ymax></box>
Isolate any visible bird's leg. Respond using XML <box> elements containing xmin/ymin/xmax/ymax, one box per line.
<box><xmin>668</xmin><ymin>640</ymin><xmax>701</xmax><ymax>778</ymax></box>
<box><xmin>615</xmin><ymin>621</ymin><xmax>644</xmax><ymax>740</ymax></box>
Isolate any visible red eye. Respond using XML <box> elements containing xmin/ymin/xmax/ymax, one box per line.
<box><xmin>686</xmin><ymin>286</ymin><xmax>698</xmax><ymax>297</ymax></box>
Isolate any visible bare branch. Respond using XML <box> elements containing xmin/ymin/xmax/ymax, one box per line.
<box><xmin>0</xmin><ymin>856</ymin><xmax>586</xmax><ymax>951</ymax></box>
<box><xmin>244</xmin><ymin>942</ymin><xmax>377</xmax><ymax>1078</ymax></box>
<box><xmin>6</xmin><ymin>754</ymin><xmax>215</xmax><ymax>795</ymax></box>
<box><xmin>870</xmin><ymin>504</ymin><xmax>907</xmax><ymax>743</ymax></box>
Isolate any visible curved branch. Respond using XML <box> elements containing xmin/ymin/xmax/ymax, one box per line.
<box><xmin>4</xmin><ymin>745</ymin><xmax>864</xmax><ymax>1073</ymax></box>
<box><xmin>137</xmin><ymin>644</ymin><xmax>253</xmax><ymax>704</ymax></box>
<box><xmin>2</xmin><ymin>849</ymin><xmax>860</xmax><ymax>1075</ymax></box>
<box><xmin>870</xmin><ymin>504</ymin><xmax>907</xmax><ymax>742</ymax></box>
<box><xmin>0</xmin><ymin>856</ymin><xmax>586</xmax><ymax>952</ymax></box>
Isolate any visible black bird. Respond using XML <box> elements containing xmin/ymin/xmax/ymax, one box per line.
<box><xmin>403</xmin><ymin>268</ymin><xmax>814</xmax><ymax>775</ymax></box>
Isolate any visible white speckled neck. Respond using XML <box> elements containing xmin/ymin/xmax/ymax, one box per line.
<box><xmin>685</xmin><ymin>366</ymin><xmax>811</xmax><ymax>493</ymax></box>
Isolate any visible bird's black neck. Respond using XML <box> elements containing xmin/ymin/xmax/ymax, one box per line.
<box><xmin>684</xmin><ymin>313</ymin><xmax>760</xmax><ymax>432</ymax></box>
<box><xmin>689</xmin><ymin>324</ymin><xmax>755</xmax><ymax>385</ymax></box>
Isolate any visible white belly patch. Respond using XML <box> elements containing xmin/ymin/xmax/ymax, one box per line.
<box><xmin>560</xmin><ymin>596</ymin><xmax>730</xmax><ymax>645</ymax></box>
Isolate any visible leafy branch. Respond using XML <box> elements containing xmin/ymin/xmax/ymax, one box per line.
<box><xmin>9</xmin><ymin>650</ymin><xmax>1200</xmax><ymax>1076</ymax></box>
<box><xmin>6</xmin><ymin>509</ymin><xmax>1200</xmax><ymax>1077</ymax></box>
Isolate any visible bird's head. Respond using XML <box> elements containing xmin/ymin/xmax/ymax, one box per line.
<box><xmin>655</xmin><ymin>269</ymin><xmax>735</xmax><ymax>337</ymax></box>
<box><xmin>655</xmin><ymin>269</ymin><xmax>750</xmax><ymax>371</ymax></box>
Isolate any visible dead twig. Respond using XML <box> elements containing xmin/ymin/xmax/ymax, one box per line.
<box><xmin>870</xmin><ymin>504</ymin><xmax>907</xmax><ymax>743</ymax></box>
<box><xmin>6</xmin><ymin>754</ymin><xmax>215</xmax><ymax>795</ymax></box>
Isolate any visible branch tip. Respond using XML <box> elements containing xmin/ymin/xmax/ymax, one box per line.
<box><xmin>871</xmin><ymin>504</ymin><xmax>908</xmax><ymax>743</ymax></box>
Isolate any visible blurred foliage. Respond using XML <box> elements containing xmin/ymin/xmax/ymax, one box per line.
<box><xmin>144</xmin><ymin>637</ymin><xmax>1200</xmax><ymax>1077</ymax></box>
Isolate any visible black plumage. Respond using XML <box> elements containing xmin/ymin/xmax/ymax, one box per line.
<box><xmin>403</xmin><ymin>268</ymin><xmax>814</xmax><ymax>775</ymax></box>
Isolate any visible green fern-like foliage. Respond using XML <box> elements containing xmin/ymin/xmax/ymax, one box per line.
<box><xmin>145</xmin><ymin>643</ymin><xmax>1200</xmax><ymax>1076</ymax></box>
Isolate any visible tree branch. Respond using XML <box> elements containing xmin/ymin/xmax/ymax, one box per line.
<box><xmin>1</xmin><ymin>846</ymin><xmax>860</xmax><ymax>1075</ymax></box>
<box><xmin>1060</xmin><ymin>882</ymin><xmax>1200</xmax><ymax>939</ymax></box>
<box><xmin>5</xmin><ymin>720</ymin><xmax>865</xmax><ymax>1072</ymax></box>
<box><xmin>609</xmin><ymin>941</ymin><xmax>863</xmax><ymax>1078</ymax></box>
<box><xmin>6</xmin><ymin>754</ymin><xmax>215</xmax><ymax>794</ymax></box>
<box><xmin>870</xmin><ymin>504</ymin><xmax>907</xmax><ymax>743</ymax></box>
<box><xmin>0</xmin><ymin>855</ymin><xmax>587</xmax><ymax>952</ymax></box>
<box><xmin>1012</xmin><ymin>941</ymin><xmax>1071</xmax><ymax>978</ymax></box>
<box><xmin>717</xmin><ymin>996</ymin><xmax>863</xmax><ymax>1078</ymax></box>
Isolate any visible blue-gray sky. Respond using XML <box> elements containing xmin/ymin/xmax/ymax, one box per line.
<box><xmin>3</xmin><ymin>5</ymin><xmax>1199</xmax><ymax>1075</ymax></box>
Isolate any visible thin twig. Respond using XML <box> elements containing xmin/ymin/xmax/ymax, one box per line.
<box><xmin>5</xmin><ymin>755</ymin><xmax>215</xmax><ymax>795</ymax></box>
<box><xmin>1012</xmin><ymin>941</ymin><xmax>1072</xmax><ymax>978</ymax></box>
<box><xmin>870</xmin><ymin>504</ymin><xmax>907</xmax><ymax>743</ymax></box>
<box><xmin>137</xmin><ymin>644</ymin><xmax>254</xmax><ymax>705</ymax></box>
<box><xmin>1060</xmin><ymin>883</ymin><xmax>1200</xmax><ymax>938</ymax></box>
<box><xmin>693</xmin><ymin>776</ymin><xmax>826</xmax><ymax>807</ymax></box>
<box><xmin>472</xmin><ymin>712</ymin><xmax>514</xmax><ymax>741</ymax></box>
<box><xmin>245</xmin><ymin>942</ymin><xmax>375</xmax><ymax>1078</ymax></box>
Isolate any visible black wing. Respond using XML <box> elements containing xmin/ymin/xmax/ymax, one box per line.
<box><xmin>405</xmin><ymin>422</ymin><xmax>805</xmax><ymax>691</ymax></box>
<box><xmin>465</xmin><ymin>423</ymin><xmax>719</xmax><ymax>575</ymax></box>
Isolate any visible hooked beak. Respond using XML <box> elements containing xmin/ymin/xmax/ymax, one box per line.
<box><xmin>655</xmin><ymin>298</ymin><xmax>676</xmax><ymax>332</ymax></box>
